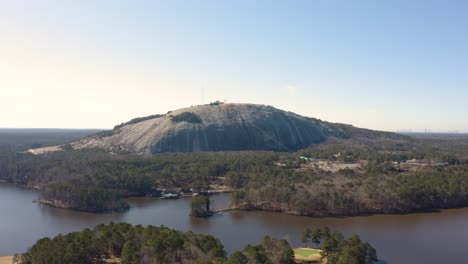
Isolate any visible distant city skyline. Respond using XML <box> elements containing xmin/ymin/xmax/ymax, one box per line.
<box><xmin>1</xmin><ymin>1</ymin><xmax>467</xmax><ymax>132</ymax></box>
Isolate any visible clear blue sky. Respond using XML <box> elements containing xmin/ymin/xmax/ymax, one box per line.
<box><xmin>1</xmin><ymin>0</ymin><xmax>467</xmax><ymax>132</ymax></box>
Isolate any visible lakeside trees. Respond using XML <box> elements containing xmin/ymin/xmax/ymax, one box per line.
<box><xmin>0</xmin><ymin>148</ymin><xmax>280</xmax><ymax>212</ymax></box>
<box><xmin>41</xmin><ymin>181</ymin><xmax>129</xmax><ymax>212</ymax></box>
<box><xmin>299</xmin><ymin>227</ymin><xmax>377</xmax><ymax>264</ymax></box>
<box><xmin>232</xmin><ymin>162</ymin><xmax>468</xmax><ymax>216</ymax></box>
<box><xmin>190</xmin><ymin>195</ymin><xmax>213</xmax><ymax>217</ymax></box>
<box><xmin>19</xmin><ymin>223</ymin><xmax>377</xmax><ymax>264</ymax></box>
<box><xmin>19</xmin><ymin>223</ymin><xmax>298</xmax><ymax>264</ymax></box>
<box><xmin>227</xmin><ymin>136</ymin><xmax>468</xmax><ymax>216</ymax></box>
<box><xmin>19</xmin><ymin>223</ymin><xmax>226</xmax><ymax>264</ymax></box>
<box><xmin>234</xmin><ymin>236</ymin><xmax>295</xmax><ymax>264</ymax></box>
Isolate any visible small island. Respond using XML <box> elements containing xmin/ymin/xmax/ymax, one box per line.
<box><xmin>190</xmin><ymin>195</ymin><xmax>213</xmax><ymax>217</ymax></box>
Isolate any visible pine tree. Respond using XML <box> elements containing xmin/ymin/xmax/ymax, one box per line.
<box><xmin>121</xmin><ymin>241</ymin><xmax>139</xmax><ymax>264</ymax></box>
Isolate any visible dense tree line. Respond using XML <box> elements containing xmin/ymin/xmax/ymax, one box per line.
<box><xmin>1</xmin><ymin>133</ymin><xmax>468</xmax><ymax>214</ymax></box>
<box><xmin>232</xmin><ymin>164</ymin><xmax>468</xmax><ymax>216</ymax></box>
<box><xmin>19</xmin><ymin>223</ymin><xmax>225</xmax><ymax>264</ymax></box>
<box><xmin>0</xmin><ymin>147</ymin><xmax>279</xmax><ymax>212</ymax></box>
<box><xmin>18</xmin><ymin>223</ymin><xmax>295</xmax><ymax>264</ymax></box>
<box><xmin>301</xmin><ymin>227</ymin><xmax>377</xmax><ymax>264</ymax></box>
<box><xmin>41</xmin><ymin>181</ymin><xmax>129</xmax><ymax>212</ymax></box>
<box><xmin>230</xmin><ymin>136</ymin><xmax>468</xmax><ymax>216</ymax></box>
<box><xmin>226</xmin><ymin>236</ymin><xmax>294</xmax><ymax>264</ymax></box>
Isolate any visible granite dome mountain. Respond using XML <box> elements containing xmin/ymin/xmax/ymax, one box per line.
<box><xmin>39</xmin><ymin>103</ymin><xmax>400</xmax><ymax>154</ymax></box>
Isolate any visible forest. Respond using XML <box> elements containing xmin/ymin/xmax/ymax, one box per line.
<box><xmin>0</xmin><ymin>132</ymin><xmax>468</xmax><ymax>215</ymax></box>
<box><xmin>300</xmin><ymin>226</ymin><xmax>377</xmax><ymax>264</ymax></box>
<box><xmin>16</xmin><ymin>222</ymin><xmax>292</xmax><ymax>264</ymax></box>
<box><xmin>229</xmin><ymin>134</ymin><xmax>468</xmax><ymax>216</ymax></box>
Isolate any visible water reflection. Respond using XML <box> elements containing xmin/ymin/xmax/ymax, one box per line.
<box><xmin>1</xmin><ymin>182</ymin><xmax>468</xmax><ymax>264</ymax></box>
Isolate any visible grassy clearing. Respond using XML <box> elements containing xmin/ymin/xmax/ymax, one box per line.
<box><xmin>294</xmin><ymin>248</ymin><xmax>322</xmax><ymax>261</ymax></box>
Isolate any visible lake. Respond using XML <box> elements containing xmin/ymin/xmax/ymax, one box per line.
<box><xmin>1</xmin><ymin>182</ymin><xmax>467</xmax><ymax>263</ymax></box>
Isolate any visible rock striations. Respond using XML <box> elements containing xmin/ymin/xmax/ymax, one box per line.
<box><xmin>32</xmin><ymin>103</ymin><xmax>400</xmax><ymax>154</ymax></box>
<box><xmin>72</xmin><ymin>103</ymin><xmax>352</xmax><ymax>154</ymax></box>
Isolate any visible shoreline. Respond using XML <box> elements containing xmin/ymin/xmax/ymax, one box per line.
<box><xmin>34</xmin><ymin>199</ymin><xmax>129</xmax><ymax>214</ymax></box>
<box><xmin>5</xmin><ymin>180</ymin><xmax>468</xmax><ymax>219</ymax></box>
<box><xmin>226</xmin><ymin>201</ymin><xmax>468</xmax><ymax>218</ymax></box>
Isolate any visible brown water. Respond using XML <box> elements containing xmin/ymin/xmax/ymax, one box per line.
<box><xmin>1</xmin><ymin>182</ymin><xmax>468</xmax><ymax>263</ymax></box>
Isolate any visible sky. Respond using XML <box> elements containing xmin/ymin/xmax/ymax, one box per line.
<box><xmin>1</xmin><ymin>0</ymin><xmax>467</xmax><ymax>132</ymax></box>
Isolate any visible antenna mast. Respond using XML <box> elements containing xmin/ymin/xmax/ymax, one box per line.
<box><xmin>201</xmin><ymin>83</ymin><xmax>204</xmax><ymax>105</ymax></box>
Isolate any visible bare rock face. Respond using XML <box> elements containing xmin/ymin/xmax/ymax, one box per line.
<box><xmin>72</xmin><ymin>103</ymin><xmax>351</xmax><ymax>154</ymax></box>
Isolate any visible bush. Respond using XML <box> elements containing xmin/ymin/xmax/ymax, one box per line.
<box><xmin>171</xmin><ymin>112</ymin><xmax>202</xmax><ymax>124</ymax></box>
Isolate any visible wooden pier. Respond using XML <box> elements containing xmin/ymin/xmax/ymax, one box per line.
<box><xmin>211</xmin><ymin>207</ymin><xmax>240</xmax><ymax>213</ymax></box>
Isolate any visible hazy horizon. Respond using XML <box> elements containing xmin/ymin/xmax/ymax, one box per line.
<box><xmin>0</xmin><ymin>102</ymin><xmax>467</xmax><ymax>134</ymax></box>
<box><xmin>1</xmin><ymin>1</ymin><xmax>467</xmax><ymax>132</ymax></box>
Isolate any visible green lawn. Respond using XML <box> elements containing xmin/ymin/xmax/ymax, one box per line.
<box><xmin>294</xmin><ymin>248</ymin><xmax>322</xmax><ymax>259</ymax></box>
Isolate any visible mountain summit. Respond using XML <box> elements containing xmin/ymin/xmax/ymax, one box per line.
<box><xmin>42</xmin><ymin>103</ymin><xmax>399</xmax><ymax>154</ymax></box>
